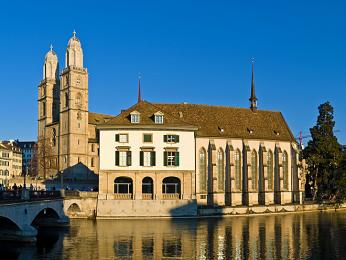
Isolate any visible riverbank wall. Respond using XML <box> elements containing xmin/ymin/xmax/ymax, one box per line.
<box><xmin>63</xmin><ymin>192</ymin><xmax>346</xmax><ymax>219</ymax></box>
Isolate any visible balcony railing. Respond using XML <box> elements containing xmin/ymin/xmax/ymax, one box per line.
<box><xmin>142</xmin><ymin>193</ymin><xmax>153</xmax><ymax>200</ymax></box>
<box><xmin>113</xmin><ymin>193</ymin><xmax>133</xmax><ymax>200</ymax></box>
<box><xmin>162</xmin><ymin>193</ymin><xmax>180</xmax><ymax>200</ymax></box>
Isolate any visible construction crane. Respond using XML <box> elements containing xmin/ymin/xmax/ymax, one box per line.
<box><xmin>297</xmin><ymin>130</ymin><xmax>341</xmax><ymax>147</ymax></box>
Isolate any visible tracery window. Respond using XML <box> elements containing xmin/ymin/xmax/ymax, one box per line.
<box><xmin>217</xmin><ymin>148</ymin><xmax>224</xmax><ymax>191</ymax></box>
<box><xmin>267</xmin><ymin>150</ymin><xmax>274</xmax><ymax>190</ymax></box>
<box><xmin>251</xmin><ymin>150</ymin><xmax>258</xmax><ymax>190</ymax></box>
<box><xmin>283</xmin><ymin>151</ymin><xmax>289</xmax><ymax>190</ymax></box>
<box><xmin>199</xmin><ymin>148</ymin><xmax>207</xmax><ymax>192</ymax></box>
<box><xmin>235</xmin><ymin>149</ymin><xmax>241</xmax><ymax>190</ymax></box>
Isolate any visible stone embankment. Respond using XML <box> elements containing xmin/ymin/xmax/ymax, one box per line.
<box><xmin>63</xmin><ymin>191</ymin><xmax>346</xmax><ymax>219</ymax></box>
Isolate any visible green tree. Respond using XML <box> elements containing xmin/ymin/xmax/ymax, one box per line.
<box><xmin>334</xmin><ymin>147</ymin><xmax>346</xmax><ymax>203</ymax></box>
<box><xmin>302</xmin><ymin>102</ymin><xmax>342</xmax><ymax>202</ymax></box>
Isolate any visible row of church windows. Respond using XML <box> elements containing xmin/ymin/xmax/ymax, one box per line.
<box><xmin>199</xmin><ymin>148</ymin><xmax>289</xmax><ymax>192</ymax></box>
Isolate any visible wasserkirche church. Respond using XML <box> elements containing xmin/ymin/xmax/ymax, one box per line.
<box><xmin>38</xmin><ymin>32</ymin><xmax>304</xmax><ymax>213</ymax></box>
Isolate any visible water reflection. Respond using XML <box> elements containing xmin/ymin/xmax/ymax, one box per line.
<box><xmin>7</xmin><ymin>210</ymin><xmax>346</xmax><ymax>259</ymax></box>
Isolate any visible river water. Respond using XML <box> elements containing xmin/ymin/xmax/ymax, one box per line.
<box><xmin>2</xmin><ymin>210</ymin><xmax>346</xmax><ymax>259</ymax></box>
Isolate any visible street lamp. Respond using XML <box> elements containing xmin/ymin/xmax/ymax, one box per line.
<box><xmin>24</xmin><ymin>166</ymin><xmax>28</xmax><ymax>189</ymax></box>
<box><xmin>60</xmin><ymin>170</ymin><xmax>64</xmax><ymax>190</ymax></box>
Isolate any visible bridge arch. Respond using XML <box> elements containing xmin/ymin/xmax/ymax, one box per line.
<box><xmin>0</xmin><ymin>216</ymin><xmax>21</xmax><ymax>231</ymax></box>
<box><xmin>31</xmin><ymin>208</ymin><xmax>60</xmax><ymax>227</ymax></box>
<box><xmin>67</xmin><ymin>203</ymin><xmax>82</xmax><ymax>214</ymax></box>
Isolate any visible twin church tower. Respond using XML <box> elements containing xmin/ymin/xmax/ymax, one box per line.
<box><xmin>38</xmin><ymin>32</ymin><xmax>110</xmax><ymax>178</ymax></box>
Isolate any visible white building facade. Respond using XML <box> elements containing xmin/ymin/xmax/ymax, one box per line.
<box><xmin>97</xmin><ymin>101</ymin><xmax>198</xmax><ymax>217</ymax></box>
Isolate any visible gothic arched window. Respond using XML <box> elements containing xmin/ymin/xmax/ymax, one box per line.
<box><xmin>235</xmin><ymin>149</ymin><xmax>241</xmax><ymax>190</ymax></box>
<box><xmin>251</xmin><ymin>150</ymin><xmax>258</xmax><ymax>191</ymax></box>
<box><xmin>283</xmin><ymin>151</ymin><xmax>289</xmax><ymax>190</ymax></box>
<box><xmin>199</xmin><ymin>148</ymin><xmax>207</xmax><ymax>193</ymax></box>
<box><xmin>267</xmin><ymin>150</ymin><xmax>274</xmax><ymax>190</ymax></box>
<box><xmin>217</xmin><ymin>148</ymin><xmax>224</xmax><ymax>191</ymax></box>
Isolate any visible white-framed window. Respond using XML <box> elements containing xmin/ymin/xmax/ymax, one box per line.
<box><xmin>144</xmin><ymin>152</ymin><xmax>151</xmax><ymax>166</ymax></box>
<box><xmin>115</xmin><ymin>151</ymin><xmax>131</xmax><ymax>166</ymax></box>
<box><xmin>155</xmin><ymin>115</ymin><xmax>164</xmax><ymax>124</ymax></box>
<box><xmin>131</xmin><ymin>114</ymin><xmax>140</xmax><ymax>123</ymax></box>
<box><xmin>115</xmin><ymin>134</ymin><xmax>129</xmax><ymax>143</ymax></box>
<box><xmin>119</xmin><ymin>151</ymin><xmax>127</xmax><ymax>166</ymax></box>
<box><xmin>140</xmin><ymin>151</ymin><xmax>156</xmax><ymax>166</ymax></box>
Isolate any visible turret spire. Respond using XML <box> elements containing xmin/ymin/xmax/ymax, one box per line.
<box><xmin>249</xmin><ymin>58</ymin><xmax>257</xmax><ymax>112</ymax></box>
<box><xmin>137</xmin><ymin>73</ymin><xmax>142</xmax><ymax>103</ymax></box>
<box><xmin>50</xmin><ymin>44</ymin><xmax>53</xmax><ymax>52</ymax></box>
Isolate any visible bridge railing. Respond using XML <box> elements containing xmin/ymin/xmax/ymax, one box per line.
<box><xmin>0</xmin><ymin>190</ymin><xmax>62</xmax><ymax>203</ymax></box>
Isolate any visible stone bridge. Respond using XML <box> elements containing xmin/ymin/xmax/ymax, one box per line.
<box><xmin>0</xmin><ymin>199</ymin><xmax>69</xmax><ymax>242</ymax></box>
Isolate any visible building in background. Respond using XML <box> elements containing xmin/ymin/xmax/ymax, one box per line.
<box><xmin>17</xmin><ymin>141</ymin><xmax>36</xmax><ymax>175</ymax></box>
<box><xmin>0</xmin><ymin>141</ymin><xmax>22</xmax><ymax>186</ymax></box>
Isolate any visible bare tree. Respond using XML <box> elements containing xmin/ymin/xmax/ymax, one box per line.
<box><xmin>34</xmin><ymin>137</ymin><xmax>58</xmax><ymax>179</ymax></box>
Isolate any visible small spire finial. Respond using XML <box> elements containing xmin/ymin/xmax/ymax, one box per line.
<box><xmin>249</xmin><ymin>57</ymin><xmax>258</xmax><ymax>112</ymax></box>
<box><xmin>50</xmin><ymin>44</ymin><xmax>53</xmax><ymax>52</ymax></box>
<box><xmin>73</xmin><ymin>30</ymin><xmax>76</xmax><ymax>38</ymax></box>
<box><xmin>137</xmin><ymin>73</ymin><xmax>142</xmax><ymax>103</ymax></box>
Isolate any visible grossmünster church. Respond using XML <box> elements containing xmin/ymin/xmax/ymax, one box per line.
<box><xmin>38</xmin><ymin>32</ymin><xmax>304</xmax><ymax>211</ymax></box>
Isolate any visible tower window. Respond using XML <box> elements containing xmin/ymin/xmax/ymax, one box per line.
<box><xmin>42</xmin><ymin>102</ymin><xmax>46</xmax><ymax>116</ymax></box>
<box><xmin>65</xmin><ymin>92</ymin><xmax>69</xmax><ymax>107</ymax></box>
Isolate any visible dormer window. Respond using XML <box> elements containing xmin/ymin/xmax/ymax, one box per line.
<box><xmin>130</xmin><ymin>111</ymin><xmax>140</xmax><ymax>124</ymax></box>
<box><xmin>154</xmin><ymin>111</ymin><xmax>164</xmax><ymax>124</ymax></box>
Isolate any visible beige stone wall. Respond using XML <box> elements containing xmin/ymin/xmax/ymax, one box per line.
<box><xmin>195</xmin><ymin>137</ymin><xmax>298</xmax><ymax>206</ymax></box>
<box><xmin>99</xmin><ymin>170</ymin><xmax>194</xmax><ymax>199</ymax></box>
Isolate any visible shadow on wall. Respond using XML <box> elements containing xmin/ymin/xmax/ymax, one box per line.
<box><xmin>45</xmin><ymin>163</ymin><xmax>98</xmax><ymax>191</ymax></box>
<box><xmin>168</xmin><ymin>200</ymin><xmax>198</xmax><ymax>217</ymax></box>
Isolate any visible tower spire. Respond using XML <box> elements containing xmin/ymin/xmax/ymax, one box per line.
<box><xmin>137</xmin><ymin>73</ymin><xmax>142</xmax><ymax>103</ymax></box>
<box><xmin>249</xmin><ymin>58</ymin><xmax>257</xmax><ymax>112</ymax></box>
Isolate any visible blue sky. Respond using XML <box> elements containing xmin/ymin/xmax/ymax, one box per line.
<box><xmin>0</xmin><ymin>1</ymin><xmax>345</xmax><ymax>144</ymax></box>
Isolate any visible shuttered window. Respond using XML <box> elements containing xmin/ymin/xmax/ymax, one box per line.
<box><xmin>115</xmin><ymin>151</ymin><xmax>131</xmax><ymax>166</ymax></box>
<box><xmin>163</xmin><ymin>151</ymin><xmax>179</xmax><ymax>166</ymax></box>
<box><xmin>140</xmin><ymin>151</ymin><xmax>156</xmax><ymax>166</ymax></box>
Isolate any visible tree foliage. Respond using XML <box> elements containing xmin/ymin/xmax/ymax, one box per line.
<box><xmin>302</xmin><ymin>102</ymin><xmax>343</xmax><ymax>202</ymax></box>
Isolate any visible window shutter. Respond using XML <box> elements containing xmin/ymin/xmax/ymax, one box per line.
<box><xmin>163</xmin><ymin>151</ymin><xmax>167</xmax><ymax>166</ymax></box>
<box><xmin>163</xmin><ymin>135</ymin><xmax>168</xmax><ymax>142</ymax></box>
<box><xmin>175</xmin><ymin>135</ymin><xmax>179</xmax><ymax>143</ymax></box>
<box><xmin>151</xmin><ymin>151</ymin><xmax>156</xmax><ymax>166</ymax></box>
<box><xmin>175</xmin><ymin>152</ymin><xmax>180</xmax><ymax>166</ymax></box>
<box><xmin>126</xmin><ymin>151</ymin><xmax>132</xmax><ymax>166</ymax></box>
<box><xmin>115</xmin><ymin>134</ymin><xmax>119</xmax><ymax>142</ymax></box>
<box><xmin>115</xmin><ymin>151</ymin><xmax>119</xmax><ymax>166</ymax></box>
<box><xmin>140</xmin><ymin>151</ymin><xmax>144</xmax><ymax>166</ymax></box>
